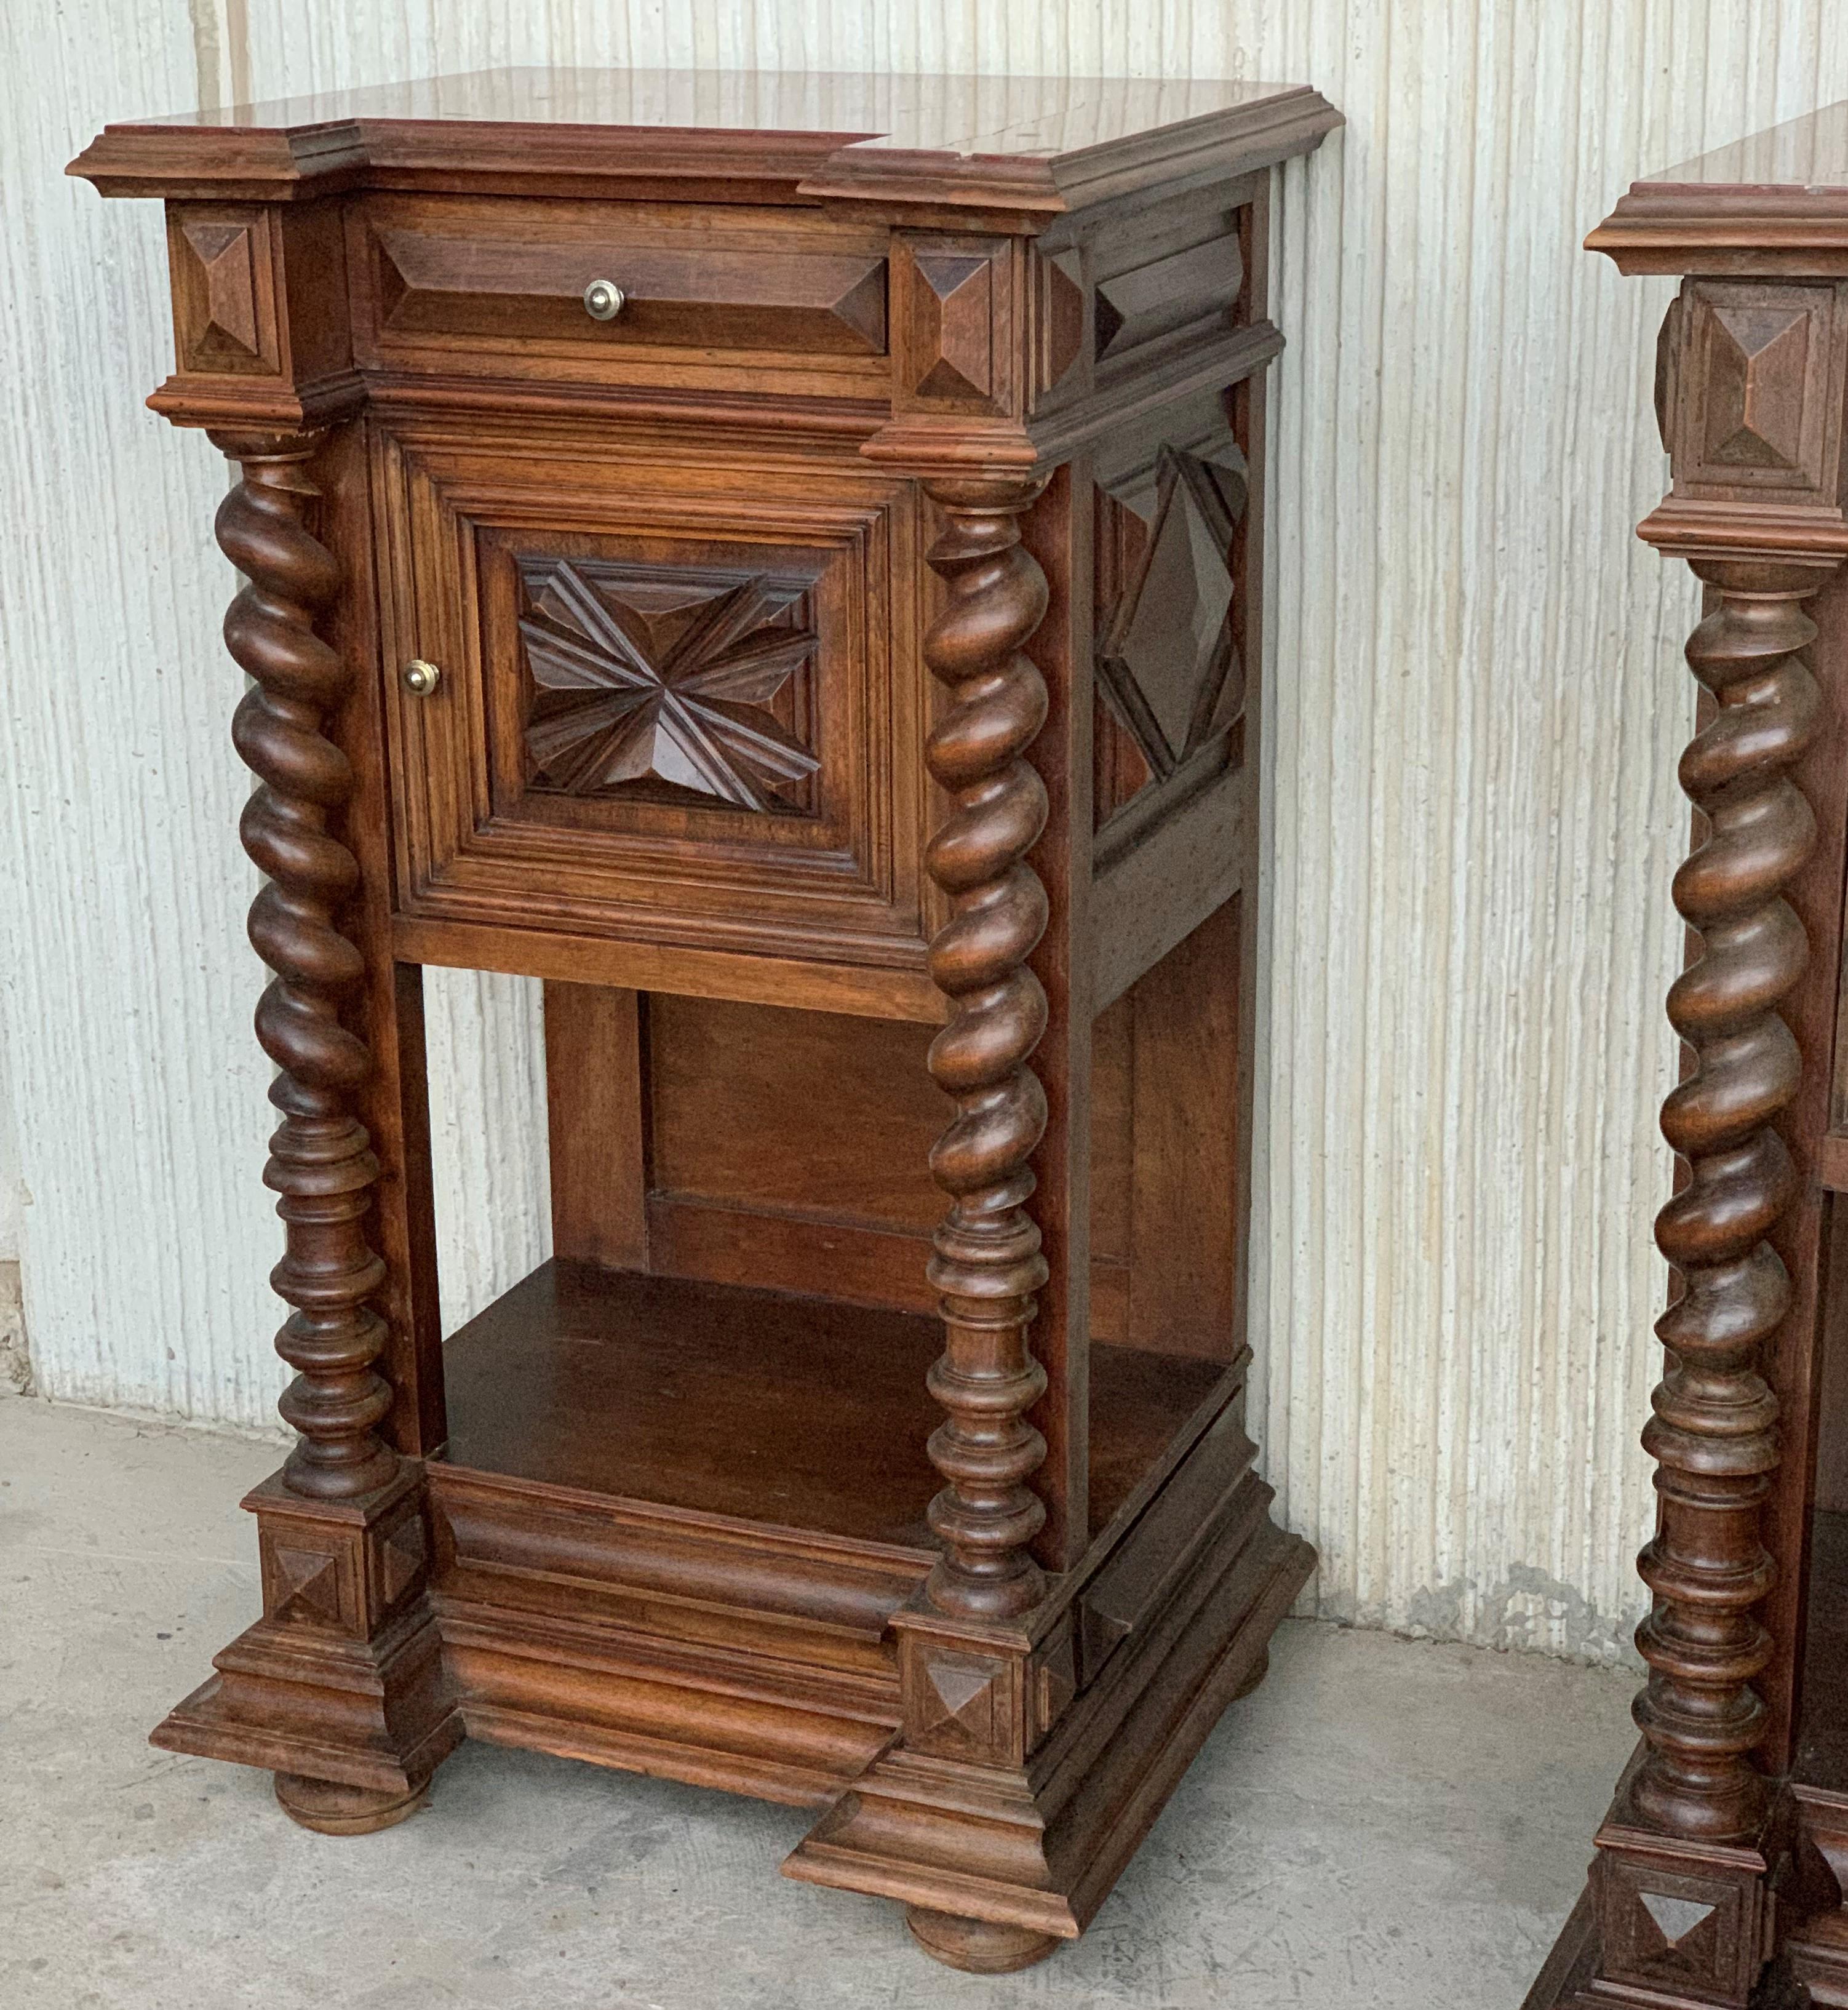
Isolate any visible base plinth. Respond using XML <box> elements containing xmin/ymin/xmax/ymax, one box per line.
<box><xmin>906</xmin><ymin>1906</ymin><xmax>1062</xmax><ymax>1972</ymax></box>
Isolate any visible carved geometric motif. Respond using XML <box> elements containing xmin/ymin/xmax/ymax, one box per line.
<box><xmin>378</xmin><ymin>1514</ymin><xmax>427</xmax><ymax>1609</ymax></box>
<box><xmin>1032</xmin><ymin>1622</ymin><xmax>1080</xmax><ymax>1745</ymax></box>
<box><xmin>1703</xmin><ymin>303</ymin><xmax>1812</xmax><ymax>469</ymax></box>
<box><xmin>1596</xmin><ymin>1852</ymin><xmax>1764</xmax><ymax>2004</ymax></box>
<box><xmin>1639</xmin><ymin>1892</ymin><xmax>1717</xmax><ymax>1945</ymax></box>
<box><xmin>517</xmin><ymin>557</ymin><xmax>821</xmax><ymax>813</ymax></box>
<box><xmin>907</xmin><ymin>251</ymin><xmax>995</xmax><ymax>404</ymax></box>
<box><xmin>1037</xmin><ymin>249</ymin><xmax>1086</xmax><ymax>401</ymax></box>
<box><xmin>1097</xmin><ymin>441</ymin><xmax>1249</xmax><ymax>780</ymax></box>
<box><xmin>172</xmin><ymin>213</ymin><xmax>278</xmax><ymax>375</ymax></box>
<box><xmin>265</xmin><ymin>1544</ymin><xmax>347</xmax><ymax>1627</ymax></box>
<box><xmin>912</xmin><ymin>1649</ymin><xmax>1007</xmax><ymax>1760</ymax></box>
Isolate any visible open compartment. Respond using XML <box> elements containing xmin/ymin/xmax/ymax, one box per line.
<box><xmin>433</xmin><ymin>896</ymin><xmax>1250</xmax><ymax>1561</ymax></box>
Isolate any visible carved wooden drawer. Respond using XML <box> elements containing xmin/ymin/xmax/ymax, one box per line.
<box><xmin>352</xmin><ymin>196</ymin><xmax>890</xmax><ymax>381</ymax></box>
<box><xmin>377</xmin><ymin>423</ymin><xmax>932</xmax><ymax>996</ymax></box>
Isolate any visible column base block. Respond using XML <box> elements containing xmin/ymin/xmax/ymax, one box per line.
<box><xmin>784</xmin><ymin>1496</ymin><xmax>1312</xmax><ymax>1960</ymax></box>
<box><xmin>151</xmin><ymin>1463</ymin><xmax>461</xmax><ymax>1809</ymax></box>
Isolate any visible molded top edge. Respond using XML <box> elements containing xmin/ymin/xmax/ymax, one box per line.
<box><xmin>67</xmin><ymin>66</ymin><xmax>1341</xmax><ymax>213</ymax></box>
<box><xmin>1590</xmin><ymin>102</ymin><xmax>1848</xmax><ymax>272</ymax></box>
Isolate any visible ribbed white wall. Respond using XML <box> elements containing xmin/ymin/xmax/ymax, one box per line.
<box><xmin>5</xmin><ymin>0</ymin><xmax>1845</xmax><ymax>1657</ymax></box>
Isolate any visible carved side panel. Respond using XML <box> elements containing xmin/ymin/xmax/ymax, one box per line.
<box><xmin>1093</xmin><ymin>402</ymin><xmax>1251</xmax><ymax>831</ymax></box>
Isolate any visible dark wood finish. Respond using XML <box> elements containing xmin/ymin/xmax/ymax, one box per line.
<box><xmin>1527</xmin><ymin>106</ymin><xmax>1848</xmax><ymax>2010</ymax></box>
<box><xmin>71</xmin><ymin>68</ymin><xmax>1337</xmax><ymax>1974</ymax></box>
<box><xmin>917</xmin><ymin>472</ymin><xmax>1056</xmax><ymax>1619</ymax></box>
<box><xmin>214</xmin><ymin>428</ymin><xmax>398</xmax><ymax>1502</ymax></box>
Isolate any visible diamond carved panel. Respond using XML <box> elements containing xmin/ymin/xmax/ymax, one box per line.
<box><xmin>1097</xmin><ymin>440</ymin><xmax>1249</xmax><ymax>787</ymax></box>
<box><xmin>517</xmin><ymin>557</ymin><xmax>821</xmax><ymax>814</ymax></box>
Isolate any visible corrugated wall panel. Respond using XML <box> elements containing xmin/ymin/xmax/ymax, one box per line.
<box><xmin>5</xmin><ymin>0</ymin><xmax>1846</xmax><ymax>1655</ymax></box>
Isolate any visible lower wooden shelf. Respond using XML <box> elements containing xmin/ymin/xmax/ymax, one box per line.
<box><xmin>438</xmin><ymin>1257</ymin><xmax>1228</xmax><ymax>1547</ymax></box>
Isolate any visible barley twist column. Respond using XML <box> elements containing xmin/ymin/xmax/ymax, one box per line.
<box><xmin>919</xmin><ymin>474</ymin><xmax>1053</xmax><ymax>1621</ymax></box>
<box><xmin>211</xmin><ymin>428</ymin><xmax>396</xmax><ymax>1503</ymax></box>
<box><xmin>1633</xmin><ymin>557</ymin><xmax>1825</xmax><ymax>1840</ymax></box>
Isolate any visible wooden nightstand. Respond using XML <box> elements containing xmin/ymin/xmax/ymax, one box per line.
<box><xmin>1527</xmin><ymin>105</ymin><xmax>1848</xmax><ymax>2010</ymax></box>
<box><xmin>70</xmin><ymin>68</ymin><xmax>1339</xmax><ymax>1972</ymax></box>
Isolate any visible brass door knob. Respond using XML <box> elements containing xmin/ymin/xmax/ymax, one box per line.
<box><xmin>583</xmin><ymin>278</ymin><xmax>626</xmax><ymax>321</ymax></box>
<box><xmin>402</xmin><ymin>659</ymin><xmax>442</xmax><ymax>696</ymax></box>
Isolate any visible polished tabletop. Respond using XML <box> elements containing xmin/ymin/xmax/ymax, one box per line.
<box><xmin>1649</xmin><ymin>99</ymin><xmax>1848</xmax><ymax>190</ymax></box>
<box><xmin>129</xmin><ymin>66</ymin><xmax>1313</xmax><ymax>162</ymax></box>
<box><xmin>71</xmin><ymin>65</ymin><xmax>1340</xmax><ymax>209</ymax></box>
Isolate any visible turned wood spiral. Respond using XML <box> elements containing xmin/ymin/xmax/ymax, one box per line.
<box><xmin>211</xmin><ymin>429</ymin><xmax>396</xmax><ymax>1503</ymax></box>
<box><xmin>1632</xmin><ymin>558</ymin><xmax>1823</xmax><ymax>1840</ymax></box>
<box><xmin>919</xmin><ymin>475</ymin><xmax>1053</xmax><ymax>1621</ymax></box>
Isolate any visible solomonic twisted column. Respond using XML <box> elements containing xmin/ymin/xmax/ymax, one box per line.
<box><xmin>1633</xmin><ymin>557</ymin><xmax>1824</xmax><ymax>1840</ymax></box>
<box><xmin>919</xmin><ymin>474</ymin><xmax>1053</xmax><ymax>1622</ymax></box>
<box><xmin>210</xmin><ymin>429</ymin><xmax>396</xmax><ymax>1503</ymax></box>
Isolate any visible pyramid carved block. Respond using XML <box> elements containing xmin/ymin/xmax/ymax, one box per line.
<box><xmin>378</xmin><ymin>1513</ymin><xmax>428</xmax><ymax>1611</ymax></box>
<box><xmin>913</xmin><ymin>255</ymin><xmax>992</xmax><ymax>401</ymax></box>
<box><xmin>901</xmin><ymin>1638</ymin><xmax>1027</xmax><ymax>1767</ymax></box>
<box><xmin>169</xmin><ymin>210</ymin><xmax>279</xmax><ymax>376</ymax></box>
<box><xmin>259</xmin><ymin>1525</ymin><xmax>361</xmax><ymax>1633</ymax></box>
<box><xmin>1035</xmin><ymin>249</ymin><xmax>1086</xmax><ymax>402</ymax></box>
<box><xmin>1593</xmin><ymin>1851</ymin><xmax>1769</xmax><ymax>2006</ymax></box>
<box><xmin>894</xmin><ymin>236</ymin><xmax>1008</xmax><ymax>413</ymax></box>
<box><xmin>1703</xmin><ymin>304</ymin><xmax>1810</xmax><ymax>468</ymax></box>
<box><xmin>1672</xmin><ymin>278</ymin><xmax>1847</xmax><ymax>501</ymax></box>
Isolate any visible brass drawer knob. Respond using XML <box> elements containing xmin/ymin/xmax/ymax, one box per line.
<box><xmin>402</xmin><ymin>659</ymin><xmax>442</xmax><ymax>697</ymax></box>
<box><xmin>583</xmin><ymin>278</ymin><xmax>626</xmax><ymax>321</ymax></box>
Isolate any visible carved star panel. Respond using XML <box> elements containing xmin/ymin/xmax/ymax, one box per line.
<box><xmin>1096</xmin><ymin>440</ymin><xmax>1249</xmax><ymax>788</ymax></box>
<box><xmin>517</xmin><ymin>557</ymin><xmax>821</xmax><ymax>813</ymax></box>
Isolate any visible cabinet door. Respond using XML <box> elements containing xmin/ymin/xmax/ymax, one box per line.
<box><xmin>374</xmin><ymin>421</ymin><xmax>931</xmax><ymax>983</ymax></box>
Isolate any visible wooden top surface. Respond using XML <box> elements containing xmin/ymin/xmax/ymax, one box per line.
<box><xmin>1591</xmin><ymin>99</ymin><xmax>1848</xmax><ymax>273</ymax></box>
<box><xmin>1649</xmin><ymin>102</ymin><xmax>1848</xmax><ymax>191</ymax></box>
<box><xmin>68</xmin><ymin>65</ymin><xmax>1340</xmax><ymax>215</ymax></box>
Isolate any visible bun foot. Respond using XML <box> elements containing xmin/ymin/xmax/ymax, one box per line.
<box><xmin>905</xmin><ymin>1906</ymin><xmax>1064</xmax><ymax>1972</ymax></box>
<box><xmin>1232</xmin><ymin>1647</ymin><xmax>1271</xmax><ymax>1699</ymax></box>
<box><xmin>274</xmin><ymin>1772</ymin><xmax>427</xmax><ymax>1836</ymax></box>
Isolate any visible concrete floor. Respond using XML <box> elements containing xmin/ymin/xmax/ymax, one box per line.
<box><xmin>1</xmin><ymin>1398</ymin><xmax>1633</xmax><ymax>2010</ymax></box>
